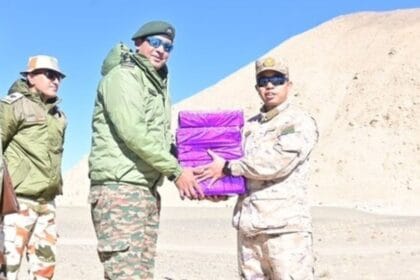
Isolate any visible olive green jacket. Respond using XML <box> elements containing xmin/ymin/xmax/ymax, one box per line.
<box><xmin>0</xmin><ymin>79</ymin><xmax>67</xmax><ymax>201</ymax></box>
<box><xmin>0</xmin><ymin>138</ymin><xmax>3</xmax><ymax>202</ymax></box>
<box><xmin>88</xmin><ymin>43</ymin><xmax>182</xmax><ymax>188</ymax></box>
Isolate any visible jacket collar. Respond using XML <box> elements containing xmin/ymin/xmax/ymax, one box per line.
<box><xmin>8</xmin><ymin>78</ymin><xmax>60</xmax><ymax>109</ymax></box>
<box><xmin>131</xmin><ymin>53</ymin><xmax>168</xmax><ymax>88</ymax></box>
<box><xmin>259</xmin><ymin>101</ymin><xmax>290</xmax><ymax>123</ymax></box>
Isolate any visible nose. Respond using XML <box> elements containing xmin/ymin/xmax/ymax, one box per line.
<box><xmin>265</xmin><ymin>81</ymin><xmax>275</xmax><ymax>88</ymax></box>
<box><xmin>155</xmin><ymin>44</ymin><xmax>166</xmax><ymax>53</ymax></box>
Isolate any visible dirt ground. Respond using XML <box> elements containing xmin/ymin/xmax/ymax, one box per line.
<box><xmin>15</xmin><ymin>206</ymin><xmax>420</xmax><ymax>280</ymax></box>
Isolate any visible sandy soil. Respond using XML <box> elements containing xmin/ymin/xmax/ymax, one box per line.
<box><xmin>16</xmin><ymin>206</ymin><xmax>420</xmax><ymax>280</ymax></box>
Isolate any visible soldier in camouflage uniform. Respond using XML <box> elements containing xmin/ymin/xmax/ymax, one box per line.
<box><xmin>88</xmin><ymin>20</ymin><xmax>203</xmax><ymax>280</ymax></box>
<box><xmin>0</xmin><ymin>129</ymin><xmax>4</xmax><ymax>280</ymax></box>
<box><xmin>198</xmin><ymin>56</ymin><xmax>318</xmax><ymax>279</ymax></box>
<box><xmin>0</xmin><ymin>55</ymin><xmax>67</xmax><ymax>280</ymax></box>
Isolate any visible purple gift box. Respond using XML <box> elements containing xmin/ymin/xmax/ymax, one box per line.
<box><xmin>176</xmin><ymin>110</ymin><xmax>247</xmax><ymax>196</ymax></box>
<box><xmin>178</xmin><ymin>110</ymin><xmax>244</xmax><ymax>128</ymax></box>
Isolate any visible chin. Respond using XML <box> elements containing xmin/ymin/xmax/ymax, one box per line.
<box><xmin>151</xmin><ymin>61</ymin><xmax>164</xmax><ymax>69</ymax></box>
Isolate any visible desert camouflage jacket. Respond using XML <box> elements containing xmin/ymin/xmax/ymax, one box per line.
<box><xmin>230</xmin><ymin>101</ymin><xmax>318</xmax><ymax>235</ymax></box>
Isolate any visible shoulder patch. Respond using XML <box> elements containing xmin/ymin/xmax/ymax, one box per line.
<box><xmin>2</xmin><ymin>92</ymin><xmax>24</xmax><ymax>104</ymax></box>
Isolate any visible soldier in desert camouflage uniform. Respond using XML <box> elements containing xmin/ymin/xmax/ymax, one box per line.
<box><xmin>198</xmin><ymin>56</ymin><xmax>318</xmax><ymax>280</ymax></box>
<box><xmin>0</xmin><ymin>55</ymin><xmax>67</xmax><ymax>280</ymax></box>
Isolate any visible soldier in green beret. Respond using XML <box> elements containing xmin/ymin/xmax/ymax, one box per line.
<box><xmin>88</xmin><ymin>20</ymin><xmax>203</xmax><ymax>279</ymax></box>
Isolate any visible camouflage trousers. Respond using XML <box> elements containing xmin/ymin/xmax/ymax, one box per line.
<box><xmin>238</xmin><ymin>231</ymin><xmax>314</xmax><ymax>280</ymax></box>
<box><xmin>1</xmin><ymin>197</ymin><xmax>57</xmax><ymax>280</ymax></box>
<box><xmin>89</xmin><ymin>183</ymin><xmax>160</xmax><ymax>280</ymax></box>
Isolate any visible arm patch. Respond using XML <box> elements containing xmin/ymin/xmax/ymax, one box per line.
<box><xmin>2</xmin><ymin>92</ymin><xmax>24</xmax><ymax>104</ymax></box>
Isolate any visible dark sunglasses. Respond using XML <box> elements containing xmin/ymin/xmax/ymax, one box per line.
<box><xmin>145</xmin><ymin>36</ymin><xmax>174</xmax><ymax>53</ymax></box>
<box><xmin>257</xmin><ymin>75</ymin><xmax>288</xmax><ymax>87</ymax></box>
<box><xmin>34</xmin><ymin>69</ymin><xmax>63</xmax><ymax>81</ymax></box>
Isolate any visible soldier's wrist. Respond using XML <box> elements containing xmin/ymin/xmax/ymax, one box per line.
<box><xmin>228</xmin><ymin>160</ymin><xmax>242</xmax><ymax>176</ymax></box>
<box><xmin>222</xmin><ymin>160</ymin><xmax>231</xmax><ymax>176</ymax></box>
<box><xmin>168</xmin><ymin>165</ymin><xmax>183</xmax><ymax>181</ymax></box>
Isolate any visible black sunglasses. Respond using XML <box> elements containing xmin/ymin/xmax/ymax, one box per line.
<box><xmin>33</xmin><ymin>69</ymin><xmax>63</xmax><ymax>81</ymax></box>
<box><xmin>257</xmin><ymin>75</ymin><xmax>288</xmax><ymax>87</ymax></box>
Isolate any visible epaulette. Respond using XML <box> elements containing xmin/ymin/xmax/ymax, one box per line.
<box><xmin>1</xmin><ymin>92</ymin><xmax>24</xmax><ymax>104</ymax></box>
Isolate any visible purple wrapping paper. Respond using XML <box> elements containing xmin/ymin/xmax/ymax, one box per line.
<box><xmin>176</xmin><ymin>126</ymin><xmax>242</xmax><ymax>146</ymax></box>
<box><xmin>200</xmin><ymin>177</ymin><xmax>247</xmax><ymax>195</ymax></box>
<box><xmin>180</xmin><ymin>160</ymin><xmax>247</xmax><ymax>196</ymax></box>
<box><xmin>177</xmin><ymin>110</ymin><xmax>247</xmax><ymax>196</ymax></box>
<box><xmin>178</xmin><ymin>110</ymin><xmax>244</xmax><ymax>128</ymax></box>
<box><xmin>177</xmin><ymin>144</ymin><xmax>243</xmax><ymax>161</ymax></box>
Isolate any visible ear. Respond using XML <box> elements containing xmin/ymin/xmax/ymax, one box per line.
<box><xmin>26</xmin><ymin>73</ymin><xmax>35</xmax><ymax>86</ymax></box>
<box><xmin>134</xmin><ymin>38</ymin><xmax>144</xmax><ymax>47</ymax></box>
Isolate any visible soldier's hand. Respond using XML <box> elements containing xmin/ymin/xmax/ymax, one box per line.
<box><xmin>195</xmin><ymin>150</ymin><xmax>225</xmax><ymax>185</ymax></box>
<box><xmin>175</xmin><ymin>168</ymin><xmax>204</xmax><ymax>200</ymax></box>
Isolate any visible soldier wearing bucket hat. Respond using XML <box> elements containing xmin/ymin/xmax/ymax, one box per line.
<box><xmin>195</xmin><ymin>55</ymin><xmax>318</xmax><ymax>279</ymax></box>
<box><xmin>88</xmin><ymin>20</ymin><xmax>202</xmax><ymax>279</ymax></box>
<box><xmin>0</xmin><ymin>54</ymin><xmax>67</xmax><ymax>280</ymax></box>
<box><xmin>20</xmin><ymin>55</ymin><xmax>66</xmax><ymax>78</ymax></box>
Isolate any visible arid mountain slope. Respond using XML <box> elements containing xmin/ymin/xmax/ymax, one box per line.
<box><xmin>61</xmin><ymin>9</ymin><xmax>420</xmax><ymax>215</ymax></box>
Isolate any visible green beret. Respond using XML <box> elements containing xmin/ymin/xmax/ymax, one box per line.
<box><xmin>131</xmin><ymin>20</ymin><xmax>175</xmax><ymax>41</ymax></box>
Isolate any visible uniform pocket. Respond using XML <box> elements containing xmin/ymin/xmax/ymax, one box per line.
<box><xmin>10</xmin><ymin>157</ymin><xmax>31</xmax><ymax>188</ymax></box>
<box><xmin>89</xmin><ymin>189</ymin><xmax>130</xmax><ymax>253</ymax></box>
<box><xmin>249</xmin><ymin>198</ymin><xmax>290</xmax><ymax>230</ymax></box>
<box><xmin>278</xmin><ymin>133</ymin><xmax>302</xmax><ymax>153</ymax></box>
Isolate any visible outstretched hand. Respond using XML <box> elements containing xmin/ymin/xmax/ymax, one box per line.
<box><xmin>175</xmin><ymin>167</ymin><xmax>204</xmax><ymax>200</ymax></box>
<box><xmin>194</xmin><ymin>150</ymin><xmax>226</xmax><ymax>187</ymax></box>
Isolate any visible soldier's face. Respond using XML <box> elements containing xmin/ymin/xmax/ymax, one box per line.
<box><xmin>255</xmin><ymin>70</ymin><xmax>291</xmax><ymax>111</ymax></box>
<box><xmin>135</xmin><ymin>34</ymin><xmax>172</xmax><ymax>70</ymax></box>
<box><xmin>27</xmin><ymin>69</ymin><xmax>61</xmax><ymax>100</ymax></box>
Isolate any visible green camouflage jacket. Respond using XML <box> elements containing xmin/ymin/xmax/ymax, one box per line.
<box><xmin>88</xmin><ymin>43</ymin><xmax>181</xmax><ymax>188</ymax></box>
<box><xmin>0</xmin><ymin>79</ymin><xmax>67</xmax><ymax>201</ymax></box>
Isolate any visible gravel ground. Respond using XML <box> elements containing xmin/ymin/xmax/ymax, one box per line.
<box><xmin>17</xmin><ymin>206</ymin><xmax>420</xmax><ymax>280</ymax></box>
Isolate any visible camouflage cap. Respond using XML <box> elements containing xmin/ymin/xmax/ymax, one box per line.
<box><xmin>131</xmin><ymin>20</ymin><xmax>175</xmax><ymax>41</ymax></box>
<box><xmin>20</xmin><ymin>55</ymin><xmax>65</xmax><ymax>78</ymax></box>
<box><xmin>255</xmin><ymin>56</ymin><xmax>288</xmax><ymax>78</ymax></box>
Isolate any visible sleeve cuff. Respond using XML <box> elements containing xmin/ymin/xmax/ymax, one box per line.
<box><xmin>168</xmin><ymin>165</ymin><xmax>183</xmax><ymax>181</ymax></box>
<box><xmin>229</xmin><ymin>160</ymin><xmax>243</xmax><ymax>176</ymax></box>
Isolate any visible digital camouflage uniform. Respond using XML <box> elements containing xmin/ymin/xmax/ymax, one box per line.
<box><xmin>0</xmin><ymin>79</ymin><xmax>66</xmax><ymax>280</ymax></box>
<box><xmin>229</xmin><ymin>101</ymin><xmax>318</xmax><ymax>280</ymax></box>
<box><xmin>88</xmin><ymin>43</ymin><xmax>181</xmax><ymax>279</ymax></box>
<box><xmin>89</xmin><ymin>184</ymin><xmax>159</xmax><ymax>280</ymax></box>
